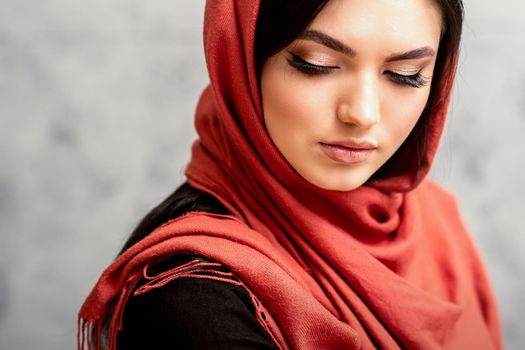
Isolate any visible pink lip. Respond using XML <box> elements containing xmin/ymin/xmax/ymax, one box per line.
<box><xmin>325</xmin><ymin>139</ymin><xmax>377</xmax><ymax>150</ymax></box>
<box><xmin>320</xmin><ymin>141</ymin><xmax>377</xmax><ymax>164</ymax></box>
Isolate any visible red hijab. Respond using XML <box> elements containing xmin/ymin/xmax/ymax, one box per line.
<box><xmin>79</xmin><ymin>1</ymin><xmax>502</xmax><ymax>349</ymax></box>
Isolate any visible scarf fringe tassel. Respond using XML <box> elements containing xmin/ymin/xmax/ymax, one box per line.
<box><xmin>78</xmin><ymin>258</ymin><xmax>285</xmax><ymax>350</ymax></box>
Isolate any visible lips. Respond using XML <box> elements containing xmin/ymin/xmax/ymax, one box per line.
<box><xmin>320</xmin><ymin>141</ymin><xmax>377</xmax><ymax>164</ymax></box>
<box><xmin>323</xmin><ymin>139</ymin><xmax>377</xmax><ymax>150</ymax></box>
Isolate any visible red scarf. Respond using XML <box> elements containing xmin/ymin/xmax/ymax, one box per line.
<box><xmin>79</xmin><ymin>1</ymin><xmax>502</xmax><ymax>349</ymax></box>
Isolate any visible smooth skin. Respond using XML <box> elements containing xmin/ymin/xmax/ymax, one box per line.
<box><xmin>261</xmin><ymin>0</ymin><xmax>443</xmax><ymax>191</ymax></box>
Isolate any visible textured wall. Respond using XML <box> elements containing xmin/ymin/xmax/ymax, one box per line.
<box><xmin>0</xmin><ymin>1</ymin><xmax>523</xmax><ymax>349</ymax></box>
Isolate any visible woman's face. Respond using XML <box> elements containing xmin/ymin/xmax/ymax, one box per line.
<box><xmin>261</xmin><ymin>0</ymin><xmax>442</xmax><ymax>191</ymax></box>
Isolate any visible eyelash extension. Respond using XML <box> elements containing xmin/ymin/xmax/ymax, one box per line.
<box><xmin>287</xmin><ymin>52</ymin><xmax>338</xmax><ymax>75</ymax></box>
<box><xmin>287</xmin><ymin>52</ymin><xmax>429</xmax><ymax>88</ymax></box>
<box><xmin>386</xmin><ymin>71</ymin><xmax>430</xmax><ymax>88</ymax></box>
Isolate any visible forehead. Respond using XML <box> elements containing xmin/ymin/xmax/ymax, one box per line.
<box><xmin>309</xmin><ymin>0</ymin><xmax>443</xmax><ymax>52</ymax></box>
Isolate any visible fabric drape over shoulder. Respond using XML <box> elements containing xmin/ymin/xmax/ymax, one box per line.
<box><xmin>78</xmin><ymin>0</ymin><xmax>502</xmax><ymax>349</ymax></box>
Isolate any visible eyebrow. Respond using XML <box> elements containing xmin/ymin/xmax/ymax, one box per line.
<box><xmin>299</xmin><ymin>30</ymin><xmax>355</xmax><ymax>56</ymax></box>
<box><xmin>299</xmin><ymin>29</ymin><xmax>435</xmax><ymax>62</ymax></box>
<box><xmin>385</xmin><ymin>46</ymin><xmax>436</xmax><ymax>62</ymax></box>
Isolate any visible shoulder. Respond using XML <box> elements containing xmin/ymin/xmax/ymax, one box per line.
<box><xmin>411</xmin><ymin>178</ymin><xmax>464</xmax><ymax>219</ymax></box>
<box><xmin>118</xmin><ymin>255</ymin><xmax>279</xmax><ymax>350</ymax></box>
<box><xmin>408</xmin><ymin>178</ymin><xmax>474</xmax><ymax>249</ymax></box>
<box><xmin>411</xmin><ymin>179</ymin><xmax>490</xmax><ymax>272</ymax></box>
<box><xmin>416</xmin><ymin>178</ymin><xmax>458</xmax><ymax>204</ymax></box>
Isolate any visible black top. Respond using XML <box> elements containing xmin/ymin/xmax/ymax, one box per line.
<box><xmin>117</xmin><ymin>185</ymin><xmax>279</xmax><ymax>349</ymax></box>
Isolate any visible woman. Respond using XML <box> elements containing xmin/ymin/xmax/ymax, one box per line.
<box><xmin>79</xmin><ymin>0</ymin><xmax>503</xmax><ymax>349</ymax></box>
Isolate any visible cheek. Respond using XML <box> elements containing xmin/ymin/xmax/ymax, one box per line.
<box><xmin>382</xmin><ymin>88</ymin><xmax>430</xmax><ymax>147</ymax></box>
<box><xmin>261</xmin><ymin>63</ymin><xmax>329</xmax><ymax>144</ymax></box>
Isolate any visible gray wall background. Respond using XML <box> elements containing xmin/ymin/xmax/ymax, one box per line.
<box><xmin>0</xmin><ymin>1</ymin><xmax>523</xmax><ymax>349</ymax></box>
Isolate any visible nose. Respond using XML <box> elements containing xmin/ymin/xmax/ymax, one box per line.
<box><xmin>336</xmin><ymin>73</ymin><xmax>380</xmax><ymax>128</ymax></box>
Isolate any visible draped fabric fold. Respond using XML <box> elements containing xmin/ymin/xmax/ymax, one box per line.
<box><xmin>79</xmin><ymin>0</ymin><xmax>502</xmax><ymax>349</ymax></box>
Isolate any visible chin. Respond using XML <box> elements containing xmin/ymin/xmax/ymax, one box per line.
<box><xmin>304</xmin><ymin>173</ymin><xmax>368</xmax><ymax>192</ymax></box>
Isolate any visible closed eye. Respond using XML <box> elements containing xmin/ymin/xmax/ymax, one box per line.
<box><xmin>287</xmin><ymin>52</ymin><xmax>339</xmax><ymax>75</ymax></box>
<box><xmin>385</xmin><ymin>70</ymin><xmax>430</xmax><ymax>88</ymax></box>
<box><xmin>286</xmin><ymin>52</ymin><xmax>429</xmax><ymax>88</ymax></box>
